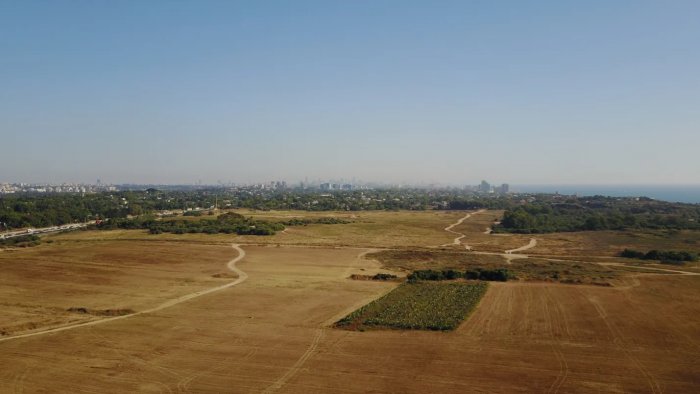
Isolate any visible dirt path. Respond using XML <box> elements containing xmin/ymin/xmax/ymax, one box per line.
<box><xmin>505</xmin><ymin>238</ymin><xmax>537</xmax><ymax>254</ymax></box>
<box><xmin>441</xmin><ymin>210</ymin><xmax>485</xmax><ymax>250</ymax></box>
<box><xmin>599</xmin><ymin>262</ymin><xmax>700</xmax><ymax>276</ymax></box>
<box><xmin>0</xmin><ymin>244</ymin><xmax>248</xmax><ymax>344</ymax></box>
<box><xmin>341</xmin><ymin>248</ymin><xmax>381</xmax><ymax>279</ymax></box>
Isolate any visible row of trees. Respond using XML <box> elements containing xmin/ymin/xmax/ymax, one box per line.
<box><xmin>0</xmin><ymin>234</ymin><xmax>41</xmax><ymax>248</ymax></box>
<box><xmin>620</xmin><ymin>248</ymin><xmax>698</xmax><ymax>263</ymax></box>
<box><xmin>408</xmin><ymin>268</ymin><xmax>511</xmax><ymax>282</ymax></box>
<box><xmin>3</xmin><ymin>189</ymin><xmax>699</xmax><ymax>234</ymax></box>
<box><xmin>95</xmin><ymin>213</ymin><xmax>285</xmax><ymax>236</ymax></box>
<box><xmin>279</xmin><ymin>217</ymin><xmax>350</xmax><ymax>226</ymax></box>
<box><xmin>496</xmin><ymin>197</ymin><xmax>700</xmax><ymax>233</ymax></box>
<box><xmin>0</xmin><ymin>188</ymin><xmax>507</xmax><ymax>230</ymax></box>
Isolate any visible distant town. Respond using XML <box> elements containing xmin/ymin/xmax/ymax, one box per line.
<box><xmin>0</xmin><ymin>180</ymin><xmax>511</xmax><ymax>195</ymax></box>
<box><xmin>0</xmin><ymin>182</ymin><xmax>118</xmax><ymax>195</ymax></box>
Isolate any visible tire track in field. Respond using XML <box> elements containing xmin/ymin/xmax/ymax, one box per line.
<box><xmin>482</xmin><ymin>283</ymin><xmax>508</xmax><ymax>335</ymax></box>
<box><xmin>341</xmin><ymin>248</ymin><xmax>380</xmax><ymax>279</ymax></box>
<box><xmin>262</xmin><ymin>328</ymin><xmax>325</xmax><ymax>393</ymax></box>
<box><xmin>543</xmin><ymin>288</ymin><xmax>569</xmax><ymax>394</ymax></box>
<box><xmin>12</xmin><ymin>364</ymin><xmax>30</xmax><ymax>394</ymax></box>
<box><xmin>0</xmin><ymin>244</ymin><xmax>248</xmax><ymax>344</ymax></box>
<box><xmin>583</xmin><ymin>291</ymin><xmax>662</xmax><ymax>394</ymax></box>
<box><xmin>462</xmin><ymin>283</ymin><xmax>497</xmax><ymax>337</ymax></box>
<box><xmin>175</xmin><ymin>349</ymin><xmax>256</xmax><ymax>393</ymax></box>
<box><xmin>83</xmin><ymin>327</ymin><xmax>181</xmax><ymax>392</ymax></box>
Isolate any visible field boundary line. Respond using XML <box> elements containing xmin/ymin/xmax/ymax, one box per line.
<box><xmin>543</xmin><ymin>288</ymin><xmax>569</xmax><ymax>394</ymax></box>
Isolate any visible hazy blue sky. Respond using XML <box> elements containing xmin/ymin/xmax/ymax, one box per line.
<box><xmin>1</xmin><ymin>1</ymin><xmax>699</xmax><ymax>185</ymax></box>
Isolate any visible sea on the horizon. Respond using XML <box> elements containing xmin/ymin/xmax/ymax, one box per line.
<box><xmin>513</xmin><ymin>185</ymin><xmax>700</xmax><ymax>204</ymax></box>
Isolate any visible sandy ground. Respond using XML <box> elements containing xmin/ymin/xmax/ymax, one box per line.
<box><xmin>290</xmin><ymin>277</ymin><xmax>700</xmax><ymax>393</ymax></box>
<box><xmin>0</xmin><ymin>245</ymin><xmax>397</xmax><ymax>393</ymax></box>
<box><xmin>0</xmin><ymin>241</ymin><xmax>237</xmax><ymax>336</ymax></box>
<box><xmin>1</xmin><ymin>211</ymin><xmax>699</xmax><ymax>392</ymax></box>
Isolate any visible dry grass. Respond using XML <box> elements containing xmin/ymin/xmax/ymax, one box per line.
<box><xmin>531</xmin><ymin>229</ymin><xmax>700</xmax><ymax>257</ymax></box>
<box><xmin>2</xmin><ymin>209</ymin><xmax>700</xmax><ymax>392</ymax></box>
<box><xmin>292</xmin><ymin>276</ymin><xmax>700</xmax><ymax>393</ymax></box>
<box><xmin>51</xmin><ymin>210</ymin><xmax>469</xmax><ymax>248</ymax></box>
<box><xmin>0</xmin><ymin>240</ymin><xmax>235</xmax><ymax>336</ymax></box>
<box><xmin>369</xmin><ymin>249</ymin><xmax>620</xmax><ymax>285</ymax></box>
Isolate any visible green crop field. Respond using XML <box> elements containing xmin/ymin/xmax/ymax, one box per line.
<box><xmin>336</xmin><ymin>281</ymin><xmax>488</xmax><ymax>331</ymax></box>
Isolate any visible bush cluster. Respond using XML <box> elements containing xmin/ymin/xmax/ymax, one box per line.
<box><xmin>371</xmin><ymin>273</ymin><xmax>398</xmax><ymax>280</ymax></box>
<box><xmin>0</xmin><ymin>234</ymin><xmax>41</xmax><ymax>248</ymax></box>
<box><xmin>495</xmin><ymin>197</ymin><xmax>700</xmax><ymax>234</ymax></box>
<box><xmin>96</xmin><ymin>212</ymin><xmax>284</xmax><ymax>236</ymax></box>
<box><xmin>620</xmin><ymin>248</ymin><xmax>698</xmax><ymax>263</ymax></box>
<box><xmin>280</xmin><ymin>217</ymin><xmax>350</xmax><ymax>226</ymax></box>
<box><xmin>408</xmin><ymin>268</ymin><xmax>510</xmax><ymax>282</ymax></box>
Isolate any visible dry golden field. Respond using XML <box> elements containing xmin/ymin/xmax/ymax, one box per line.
<box><xmin>1</xmin><ymin>210</ymin><xmax>699</xmax><ymax>393</ymax></box>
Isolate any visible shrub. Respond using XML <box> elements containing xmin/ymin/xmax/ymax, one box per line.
<box><xmin>408</xmin><ymin>268</ymin><xmax>510</xmax><ymax>282</ymax></box>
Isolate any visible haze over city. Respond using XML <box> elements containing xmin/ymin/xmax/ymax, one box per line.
<box><xmin>1</xmin><ymin>1</ymin><xmax>699</xmax><ymax>185</ymax></box>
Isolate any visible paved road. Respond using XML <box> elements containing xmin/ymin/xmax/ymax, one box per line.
<box><xmin>0</xmin><ymin>223</ymin><xmax>88</xmax><ymax>240</ymax></box>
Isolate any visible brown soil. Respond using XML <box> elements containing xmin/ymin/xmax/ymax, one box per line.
<box><xmin>1</xmin><ymin>210</ymin><xmax>698</xmax><ymax>392</ymax></box>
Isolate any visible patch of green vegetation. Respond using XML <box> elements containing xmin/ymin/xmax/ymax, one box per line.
<box><xmin>336</xmin><ymin>282</ymin><xmax>488</xmax><ymax>331</ymax></box>
<box><xmin>368</xmin><ymin>249</ymin><xmax>618</xmax><ymax>285</ymax></box>
<box><xmin>349</xmin><ymin>273</ymin><xmax>399</xmax><ymax>281</ymax></box>
<box><xmin>280</xmin><ymin>217</ymin><xmax>350</xmax><ymax>226</ymax></box>
<box><xmin>408</xmin><ymin>268</ymin><xmax>511</xmax><ymax>282</ymax></box>
<box><xmin>495</xmin><ymin>196</ymin><xmax>700</xmax><ymax>233</ymax></box>
<box><xmin>67</xmin><ymin>307</ymin><xmax>135</xmax><ymax>316</ymax></box>
<box><xmin>0</xmin><ymin>234</ymin><xmax>41</xmax><ymax>248</ymax></box>
<box><xmin>96</xmin><ymin>212</ymin><xmax>285</xmax><ymax>235</ymax></box>
<box><xmin>620</xmin><ymin>248</ymin><xmax>698</xmax><ymax>264</ymax></box>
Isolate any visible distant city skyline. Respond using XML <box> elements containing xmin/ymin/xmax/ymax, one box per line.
<box><xmin>2</xmin><ymin>1</ymin><xmax>699</xmax><ymax>185</ymax></box>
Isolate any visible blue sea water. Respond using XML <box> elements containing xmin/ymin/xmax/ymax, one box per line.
<box><xmin>513</xmin><ymin>185</ymin><xmax>700</xmax><ymax>204</ymax></box>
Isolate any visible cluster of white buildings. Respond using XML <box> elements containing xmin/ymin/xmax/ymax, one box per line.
<box><xmin>319</xmin><ymin>183</ymin><xmax>354</xmax><ymax>191</ymax></box>
<box><xmin>464</xmin><ymin>180</ymin><xmax>510</xmax><ymax>195</ymax></box>
<box><xmin>0</xmin><ymin>183</ymin><xmax>118</xmax><ymax>195</ymax></box>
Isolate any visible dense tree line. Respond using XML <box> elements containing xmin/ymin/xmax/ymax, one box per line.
<box><xmin>95</xmin><ymin>212</ymin><xmax>285</xmax><ymax>235</ymax></box>
<box><xmin>620</xmin><ymin>248</ymin><xmax>698</xmax><ymax>263</ymax></box>
<box><xmin>3</xmin><ymin>189</ymin><xmax>699</xmax><ymax>235</ymax></box>
<box><xmin>279</xmin><ymin>217</ymin><xmax>350</xmax><ymax>226</ymax></box>
<box><xmin>408</xmin><ymin>268</ymin><xmax>511</xmax><ymax>282</ymax></box>
<box><xmin>495</xmin><ymin>196</ymin><xmax>700</xmax><ymax>233</ymax></box>
<box><xmin>0</xmin><ymin>188</ymin><xmax>505</xmax><ymax>229</ymax></box>
<box><xmin>0</xmin><ymin>234</ymin><xmax>41</xmax><ymax>248</ymax></box>
<box><xmin>0</xmin><ymin>194</ymin><xmax>128</xmax><ymax>229</ymax></box>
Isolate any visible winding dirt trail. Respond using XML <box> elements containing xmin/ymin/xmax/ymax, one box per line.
<box><xmin>505</xmin><ymin>238</ymin><xmax>537</xmax><ymax>254</ymax></box>
<box><xmin>0</xmin><ymin>244</ymin><xmax>248</xmax><ymax>344</ymax></box>
<box><xmin>441</xmin><ymin>211</ymin><xmax>538</xmax><ymax>259</ymax></box>
<box><xmin>441</xmin><ymin>210</ymin><xmax>485</xmax><ymax>250</ymax></box>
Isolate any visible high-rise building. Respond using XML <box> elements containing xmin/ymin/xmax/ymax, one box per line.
<box><xmin>479</xmin><ymin>180</ymin><xmax>491</xmax><ymax>193</ymax></box>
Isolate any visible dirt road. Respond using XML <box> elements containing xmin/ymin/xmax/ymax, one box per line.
<box><xmin>505</xmin><ymin>238</ymin><xmax>538</xmax><ymax>254</ymax></box>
